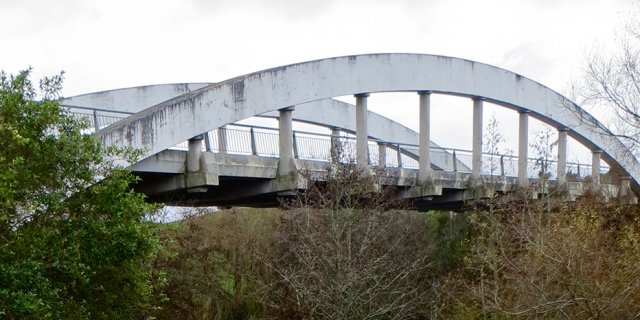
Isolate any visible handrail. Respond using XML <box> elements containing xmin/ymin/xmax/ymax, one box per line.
<box><xmin>63</xmin><ymin>104</ymin><xmax>136</xmax><ymax>115</ymax></box>
<box><xmin>68</xmin><ymin>108</ymin><xmax>610</xmax><ymax>177</ymax></box>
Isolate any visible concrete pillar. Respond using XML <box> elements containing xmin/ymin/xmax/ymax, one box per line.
<box><xmin>217</xmin><ymin>126</ymin><xmax>227</xmax><ymax>154</ymax></box>
<box><xmin>472</xmin><ymin>98</ymin><xmax>483</xmax><ymax>179</ymax></box>
<box><xmin>518</xmin><ymin>111</ymin><xmax>530</xmax><ymax>186</ymax></box>
<box><xmin>557</xmin><ymin>128</ymin><xmax>568</xmax><ymax>185</ymax></box>
<box><xmin>355</xmin><ymin>93</ymin><xmax>370</xmax><ymax>168</ymax></box>
<box><xmin>187</xmin><ymin>136</ymin><xmax>203</xmax><ymax>172</ymax></box>
<box><xmin>278</xmin><ymin>106</ymin><xmax>295</xmax><ymax>176</ymax></box>
<box><xmin>592</xmin><ymin>150</ymin><xmax>602</xmax><ymax>185</ymax></box>
<box><xmin>331</xmin><ymin>128</ymin><xmax>341</xmax><ymax>163</ymax></box>
<box><xmin>418</xmin><ymin>92</ymin><xmax>432</xmax><ymax>184</ymax></box>
<box><xmin>620</xmin><ymin>176</ymin><xmax>632</xmax><ymax>198</ymax></box>
<box><xmin>378</xmin><ymin>142</ymin><xmax>386</xmax><ymax>169</ymax></box>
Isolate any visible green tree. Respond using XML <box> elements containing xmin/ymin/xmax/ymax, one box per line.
<box><xmin>0</xmin><ymin>69</ymin><xmax>162</xmax><ymax>319</ymax></box>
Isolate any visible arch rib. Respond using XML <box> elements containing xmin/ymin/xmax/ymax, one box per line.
<box><xmin>94</xmin><ymin>53</ymin><xmax>640</xmax><ymax>191</ymax></box>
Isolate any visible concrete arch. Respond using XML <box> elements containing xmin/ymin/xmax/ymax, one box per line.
<box><xmin>96</xmin><ymin>53</ymin><xmax>640</xmax><ymax>190</ymax></box>
<box><xmin>62</xmin><ymin>84</ymin><xmax>429</xmax><ymax>146</ymax></box>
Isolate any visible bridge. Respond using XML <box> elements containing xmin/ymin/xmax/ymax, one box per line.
<box><xmin>61</xmin><ymin>54</ymin><xmax>639</xmax><ymax>210</ymax></box>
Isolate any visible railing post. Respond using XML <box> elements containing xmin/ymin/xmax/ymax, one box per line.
<box><xmin>293</xmin><ymin>132</ymin><xmax>299</xmax><ymax>159</ymax></box>
<box><xmin>452</xmin><ymin>150</ymin><xmax>458</xmax><ymax>172</ymax></box>
<box><xmin>577</xmin><ymin>163</ymin><xmax>581</xmax><ymax>180</ymax></box>
<box><xmin>250</xmin><ymin>128</ymin><xmax>257</xmax><ymax>155</ymax></box>
<box><xmin>397</xmin><ymin>144</ymin><xmax>403</xmax><ymax>168</ymax></box>
<box><xmin>500</xmin><ymin>155</ymin><xmax>505</xmax><ymax>176</ymax></box>
<box><xmin>93</xmin><ymin>110</ymin><xmax>100</xmax><ymax>132</ymax></box>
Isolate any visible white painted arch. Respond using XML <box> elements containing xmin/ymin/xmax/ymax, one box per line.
<box><xmin>95</xmin><ymin>53</ymin><xmax>640</xmax><ymax>190</ymax></box>
<box><xmin>63</xmin><ymin>85</ymin><xmax>432</xmax><ymax>147</ymax></box>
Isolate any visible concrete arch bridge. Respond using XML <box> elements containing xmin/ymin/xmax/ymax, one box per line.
<box><xmin>62</xmin><ymin>54</ymin><xmax>639</xmax><ymax>210</ymax></box>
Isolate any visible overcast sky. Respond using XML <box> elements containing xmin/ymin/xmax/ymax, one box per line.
<box><xmin>1</xmin><ymin>0</ymin><xmax>637</xmax><ymax>162</ymax></box>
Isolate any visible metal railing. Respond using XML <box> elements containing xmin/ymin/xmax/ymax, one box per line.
<box><xmin>67</xmin><ymin>107</ymin><xmax>610</xmax><ymax>182</ymax></box>
<box><xmin>66</xmin><ymin>105</ymin><xmax>133</xmax><ymax>132</ymax></box>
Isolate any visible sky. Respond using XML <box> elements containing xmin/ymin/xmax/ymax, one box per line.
<box><xmin>1</xmin><ymin>0</ymin><xmax>637</xmax><ymax>163</ymax></box>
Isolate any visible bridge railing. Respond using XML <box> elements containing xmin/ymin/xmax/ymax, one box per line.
<box><xmin>66</xmin><ymin>107</ymin><xmax>611</xmax><ymax>182</ymax></box>
<box><xmin>66</xmin><ymin>106</ymin><xmax>133</xmax><ymax>132</ymax></box>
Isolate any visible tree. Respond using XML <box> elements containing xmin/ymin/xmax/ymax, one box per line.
<box><xmin>483</xmin><ymin>113</ymin><xmax>513</xmax><ymax>178</ymax></box>
<box><xmin>572</xmin><ymin>4</ymin><xmax>640</xmax><ymax>157</ymax></box>
<box><xmin>0</xmin><ymin>69</ymin><xmax>161</xmax><ymax>319</ymax></box>
<box><xmin>530</xmin><ymin>125</ymin><xmax>558</xmax><ymax>179</ymax></box>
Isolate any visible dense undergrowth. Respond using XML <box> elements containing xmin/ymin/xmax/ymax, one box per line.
<box><xmin>149</xmin><ymin>166</ymin><xmax>640</xmax><ymax>319</ymax></box>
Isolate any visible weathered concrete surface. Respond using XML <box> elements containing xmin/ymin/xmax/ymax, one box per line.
<box><xmin>62</xmin><ymin>83</ymin><xmax>213</xmax><ymax>113</ymax></box>
<box><xmin>64</xmin><ymin>88</ymin><xmax>466</xmax><ymax>171</ymax></box>
<box><xmin>132</xmin><ymin>150</ymin><xmax>617</xmax><ymax>208</ymax></box>
<box><xmin>92</xmin><ymin>54</ymin><xmax>640</xmax><ymax>193</ymax></box>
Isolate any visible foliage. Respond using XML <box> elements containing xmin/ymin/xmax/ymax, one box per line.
<box><xmin>151</xmin><ymin>208</ymin><xmax>276</xmax><ymax>320</ymax></box>
<box><xmin>448</xmin><ymin>193</ymin><xmax>640</xmax><ymax>319</ymax></box>
<box><xmin>0</xmin><ymin>69</ymin><xmax>161</xmax><ymax>319</ymax></box>
<box><xmin>255</xmin><ymin>165</ymin><xmax>438</xmax><ymax>319</ymax></box>
<box><xmin>483</xmin><ymin>113</ymin><xmax>513</xmax><ymax>178</ymax></box>
<box><xmin>530</xmin><ymin>126</ymin><xmax>557</xmax><ymax>178</ymax></box>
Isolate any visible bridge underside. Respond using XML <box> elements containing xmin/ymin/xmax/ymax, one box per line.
<box><xmin>131</xmin><ymin>151</ymin><xmax>623</xmax><ymax>211</ymax></box>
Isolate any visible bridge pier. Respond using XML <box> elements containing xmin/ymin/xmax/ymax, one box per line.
<box><xmin>557</xmin><ymin>128</ymin><xmax>568</xmax><ymax>185</ymax></box>
<box><xmin>472</xmin><ymin>98</ymin><xmax>483</xmax><ymax>181</ymax></box>
<box><xmin>278</xmin><ymin>107</ymin><xmax>296</xmax><ymax>177</ymax></box>
<box><xmin>355</xmin><ymin>93</ymin><xmax>370</xmax><ymax>168</ymax></box>
<box><xmin>418</xmin><ymin>92</ymin><xmax>432</xmax><ymax>184</ymax></box>
<box><xmin>518</xmin><ymin>111</ymin><xmax>529</xmax><ymax>186</ymax></box>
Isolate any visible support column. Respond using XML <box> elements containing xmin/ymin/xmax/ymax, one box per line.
<box><xmin>592</xmin><ymin>150</ymin><xmax>602</xmax><ymax>185</ymax></box>
<box><xmin>278</xmin><ymin>106</ymin><xmax>295</xmax><ymax>177</ymax></box>
<box><xmin>331</xmin><ymin>128</ymin><xmax>341</xmax><ymax>164</ymax></box>
<box><xmin>187</xmin><ymin>135</ymin><xmax>204</xmax><ymax>172</ymax></box>
<box><xmin>472</xmin><ymin>98</ymin><xmax>483</xmax><ymax>180</ymax></box>
<box><xmin>518</xmin><ymin>111</ymin><xmax>530</xmax><ymax>186</ymax></box>
<box><xmin>217</xmin><ymin>126</ymin><xmax>227</xmax><ymax>154</ymax></box>
<box><xmin>355</xmin><ymin>93</ymin><xmax>370</xmax><ymax>168</ymax></box>
<box><xmin>557</xmin><ymin>128</ymin><xmax>568</xmax><ymax>185</ymax></box>
<box><xmin>418</xmin><ymin>92</ymin><xmax>432</xmax><ymax>184</ymax></box>
<box><xmin>378</xmin><ymin>142</ymin><xmax>386</xmax><ymax>169</ymax></box>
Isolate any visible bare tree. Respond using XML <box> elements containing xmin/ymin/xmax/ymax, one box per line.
<box><xmin>483</xmin><ymin>113</ymin><xmax>513</xmax><ymax>179</ymax></box>
<box><xmin>572</xmin><ymin>4</ymin><xmax>640</xmax><ymax>157</ymax></box>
